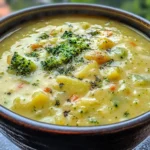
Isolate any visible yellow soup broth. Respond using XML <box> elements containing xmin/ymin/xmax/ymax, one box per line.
<box><xmin>0</xmin><ymin>15</ymin><xmax>150</xmax><ymax>126</ymax></box>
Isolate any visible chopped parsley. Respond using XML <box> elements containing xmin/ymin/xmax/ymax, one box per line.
<box><xmin>113</xmin><ymin>102</ymin><xmax>119</xmax><ymax>108</ymax></box>
<box><xmin>33</xmin><ymin>106</ymin><xmax>37</xmax><ymax>112</ymax></box>
<box><xmin>124</xmin><ymin>111</ymin><xmax>130</xmax><ymax>117</ymax></box>
<box><xmin>6</xmin><ymin>92</ymin><xmax>12</xmax><ymax>95</ymax></box>
<box><xmin>88</xmin><ymin>118</ymin><xmax>99</xmax><ymax>124</ymax></box>
<box><xmin>59</xmin><ymin>83</ymin><xmax>64</xmax><ymax>89</ymax></box>
<box><xmin>57</xmin><ymin>65</ymin><xmax>75</xmax><ymax>75</ymax></box>
<box><xmin>63</xmin><ymin>110</ymin><xmax>70</xmax><ymax>117</ymax></box>
<box><xmin>89</xmin><ymin>31</ymin><xmax>99</xmax><ymax>36</ymax></box>
<box><xmin>55</xmin><ymin>100</ymin><xmax>60</xmax><ymax>106</ymax></box>
<box><xmin>32</xmin><ymin>80</ymin><xmax>40</xmax><ymax>86</ymax></box>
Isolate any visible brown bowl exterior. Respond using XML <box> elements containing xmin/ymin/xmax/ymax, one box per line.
<box><xmin>0</xmin><ymin>4</ymin><xmax>150</xmax><ymax>150</ymax></box>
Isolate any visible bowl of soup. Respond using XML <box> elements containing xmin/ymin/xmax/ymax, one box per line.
<box><xmin>0</xmin><ymin>3</ymin><xmax>150</xmax><ymax>150</ymax></box>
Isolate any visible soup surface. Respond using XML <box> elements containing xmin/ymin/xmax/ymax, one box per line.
<box><xmin>0</xmin><ymin>16</ymin><xmax>150</xmax><ymax>126</ymax></box>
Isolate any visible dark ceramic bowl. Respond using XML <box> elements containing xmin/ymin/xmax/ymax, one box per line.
<box><xmin>0</xmin><ymin>3</ymin><xmax>150</xmax><ymax>150</ymax></box>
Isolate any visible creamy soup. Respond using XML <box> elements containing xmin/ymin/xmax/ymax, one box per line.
<box><xmin>0</xmin><ymin>16</ymin><xmax>150</xmax><ymax>126</ymax></box>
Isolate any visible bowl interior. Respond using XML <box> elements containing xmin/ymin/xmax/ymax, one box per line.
<box><xmin>0</xmin><ymin>3</ymin><xmax>150</xmax><ymax>134</ymax></box>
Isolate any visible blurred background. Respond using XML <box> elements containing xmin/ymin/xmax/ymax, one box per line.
<box><xmin>0</xmin><ymin>0</ymin><xmax>150</xmax><ymax>20</ymax></box>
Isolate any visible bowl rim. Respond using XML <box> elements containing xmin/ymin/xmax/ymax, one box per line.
<box><xmin>1</xmin><ymin>106</ymin><xmax>150</xmax><ymax>134</ymax></box>
<box><xmin>0</xmin><ymin>3</ymin><xmax>150</xmax><ymax>135</ymax></box>
<box><xmin>0</xmin><ymin>3</ymin><xmax>150</xmax><ymax>25</ymax></box>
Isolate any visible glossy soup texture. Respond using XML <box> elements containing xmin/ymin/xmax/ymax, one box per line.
<box><xmin>0</xmin><ymin>16</ymin><xmax>150</xmax><ymax>126</ymax></box>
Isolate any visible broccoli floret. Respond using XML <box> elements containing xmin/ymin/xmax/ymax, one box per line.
<box><xmin>57</xmin><ymin>65</ymin><xmax>75</xmax><ymax>75</ymax></box>
<box><xmin>42</xmin><ymin>31</ymin><xmax>89</xmax><ymax>70</ymax></box>
<box><xmin>61</xmin><ymin>31</ymin><xmax>73</xmax><ymax>39</ymax></box>
<box><xmin>41</xmin><ymin>57</ymin><xmax>62</xmax><ymax>70</ymax></box>
<box><xmin>39</xmin><ymin>33</ymin><xmax>49</xmax><ymax>40</ymax></box>
<box><xmin>25</xmin><ymin>51</ymin><xmax>39</xmax><ymax>57</ymax></box>
<box><xmin>7</xmin><ymin>52</ymin><xmax>37</xmax><ymax>76</ymax></box>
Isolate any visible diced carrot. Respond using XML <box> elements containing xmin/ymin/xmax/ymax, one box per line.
<box><xmin>110</xmin><ymin>84</ymin><xmax>116</xmax><ymax>91</ymax></box>
<box><xmin>44</xmin><ymin>87</ymin><xmax>52</xmax><ymax>93</ymax></box>
<box><xmin>31</xmin><ymin>43</ymin><xmax>42</xmax><ymax>50</ymax></box>
<box><xmin>85</xmin><ymin>51</ymin><xmax>110</xmax><ymax>65</ymax></box>
<box><xmin>106</xmin><ymin>30</ymin><xmax>113</xmax><ymax>37</ymax></box>
<box><xmin>100</xmin><ymin>30</ymin><xmax>113</xmax><ymax>37</ymax></box>
<box><xmin>70</xmin><ymin>95</ymin><xmax>79</xmax><ymax>102</ymax></box>
<box><xmin>130</xmin><ymin>42</ymin><xmax>137</xmax><ymax>47</ymax></box>
<box><xmin>17</xmin><ymin>83</ymin><xmax>24</xmax><ymax>89</ymax></box>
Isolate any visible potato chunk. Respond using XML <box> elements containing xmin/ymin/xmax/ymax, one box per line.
<box><xmin>102</xmin><ymin>67</ymin><xmax>120</xmax><ymax>80</ymax></box>
<box><xmin>71</xmin><ymin>98</ymin><xmax>99</xmax><ymax>116</ymax></box>
<box><xmin>7</xmin><ymin>55</ymin><xmax>12</xmax><ymax>65</ymax></box>
<box><xmin>131</xmin><ymin>74</ymin><xmax>150</xmax><ymax>86</ymax></box>
<box><xmin>49</xmin><ymin>37</ymin><xmax>58</xmax><ymax>45</ymax></box>
<box><xmin>75</xmin><ymin>61</ymin><xmax>100</xmax><ymax>79</ymax></box>
<box><xmin>11</xmin><ymin>92</ymin><xmax>51</xmax><ymax>118</ymax></box>
<box><xmin>12</xmin><ymin>98</ymin><xmax>30</xmax><ymax>110</ymax></box>
<box><xmin>31</xmin><ymin>92</ymin><xmax>50</xmax><ymax>109</ymax></box>
<box><xmin>98</xmin><ymin>38</ymin><xmax>115</xmax><ymax>50</ymax></box>
<box><xmin>84</xmin><ymin>50</ymin><xmax>110</xmax><ymax>65</ymax></box>
<box><xmin>110</xmin><ymin>47</ymin><xmax>128</xmax><ymax>60</ymax></box>
<box><xmin>81</xmin><ymin>22</ymin><xmax>90</xmax><ymax>30</ymax></box>
<box><xmin>74</xmin><ymin>98</ymin><xmax>99</xmax><ymax>108</ymax></box>
<box><xmin>56</xmin><ymin>75</ymin><xmax>90</xmax><ymax>96</ymax></box>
